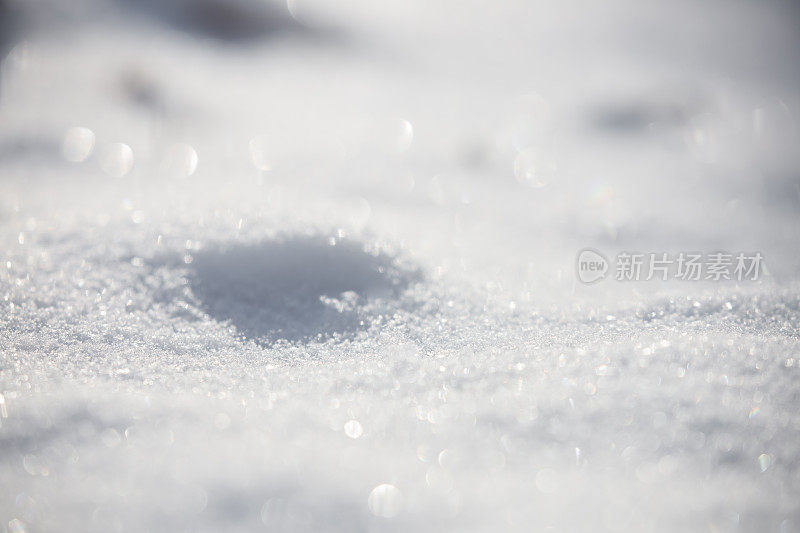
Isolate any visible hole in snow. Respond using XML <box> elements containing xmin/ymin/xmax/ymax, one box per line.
<box><xmin>188</xmin><ymin>236</ymin><xmax>417</xmax><ymax>344</ymax></box>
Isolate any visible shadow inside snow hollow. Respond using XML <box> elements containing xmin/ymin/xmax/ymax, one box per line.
<box><xmin>188</xmin><ymin>236</ymin><xmax>417</xmax><ymax>344</ymax></box>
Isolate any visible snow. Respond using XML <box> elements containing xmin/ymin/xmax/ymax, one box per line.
<box><xmin>1</xmin><ymin>0</ymin><xmax>799</xmax><ymax>531</ymax></box>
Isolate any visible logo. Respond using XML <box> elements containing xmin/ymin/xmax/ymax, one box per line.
<box><xmin>575</xmin><ymin>249</ymin><xmax>764</xmax><ymax>284</ymax></box>
<box><xmin>577</xmin><ymin>249</ymin><xmax>609</xmax><ymax>283</ymax></box>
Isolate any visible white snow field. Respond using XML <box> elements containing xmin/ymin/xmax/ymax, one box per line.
<box><xmin>1</xmin><ymin>0</ymin><xmax>799</xmax><ymax>531</ymax></box>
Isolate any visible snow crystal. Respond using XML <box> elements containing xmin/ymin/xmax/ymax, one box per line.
<box><xmin>1</xmin><ymin>0</ymin><xmax>799</xmax><ymax>531</ymax></box>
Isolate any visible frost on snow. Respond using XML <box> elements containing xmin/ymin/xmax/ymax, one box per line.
<box><xmin>1</xmin><ymin>0</ymin><xmax>799</xmax><ymax>531</ymax></box>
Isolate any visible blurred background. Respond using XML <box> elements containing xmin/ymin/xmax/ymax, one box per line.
<box><xmin>1</xmin><ymin>0</ymin><xmax>799</xmax><ymax>287</ymax></box>
<box><xmin>1</xmin><ymin>0</ymin><xmax>800</xmax><ymax>531</ymax></box>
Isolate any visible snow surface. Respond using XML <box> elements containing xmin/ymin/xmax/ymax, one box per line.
<box><xmin>1</xmin><ymin>0</ymin><xmax>800</xmax><ymax>531</ymax></box>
